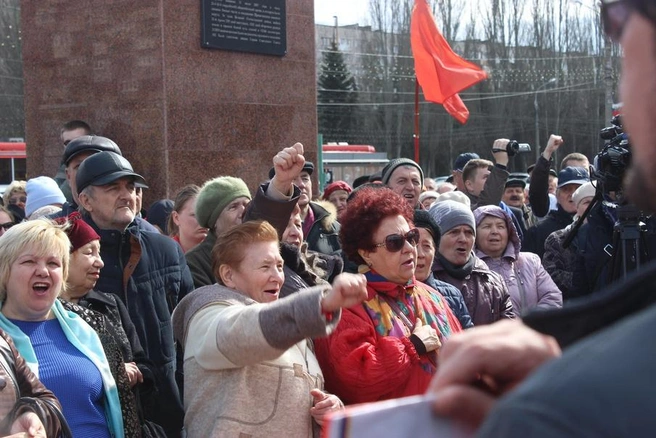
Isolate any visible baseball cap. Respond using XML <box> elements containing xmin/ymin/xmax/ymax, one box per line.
<box><xmin>76</xmin><ymin>151</ymin><xmax>147</xmax><ymax>194</ymax></box>
<box><xmin>61</xmin><ymin>135</ymin><xmax>122</xmax><ymax>166</ymax></box>
<box><xmin>557</xmin><ymin>166</ymin><xmax>590</xmax><ymax>188</ymax></box>
<box><xmin>505</xmin><ymin>178</ymin><xmax>526</xmax><ymax>189</ymax></box>
<box><xmin>453</xmin><ymin>152</ymin><xmax>480</xmax><ymax>171</ymax></box>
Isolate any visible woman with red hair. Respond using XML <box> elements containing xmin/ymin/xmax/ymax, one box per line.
<box><xmin>314</xmin><ymin>187</ymin><xmax>462</xmax><ymax>404</ymax></box>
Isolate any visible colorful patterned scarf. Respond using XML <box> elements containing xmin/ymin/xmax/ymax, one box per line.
<box><xmin>362</xmin><ymin>270</ymin><xmax>456</xmax><ymax>341</ymax></box>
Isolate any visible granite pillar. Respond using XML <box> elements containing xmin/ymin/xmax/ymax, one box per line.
<box><xmin>21</xmin><ymin>0</ymin><xmax>317</xmax><ymax>205</ymax></box>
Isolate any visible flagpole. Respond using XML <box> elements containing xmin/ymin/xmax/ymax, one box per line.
<box><xmin>414</xmin><ymin>78</ymin><xmax>420</xmax><ymax>163</ymax></box>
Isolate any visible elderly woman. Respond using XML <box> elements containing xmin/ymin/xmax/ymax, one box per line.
<box><xmin>314</xmin><ymin>187</ymin><xmax>461</xmax><ymax>405</ymax></box>
<box><xmin>0</xmin><ymin>220</ymin><xmax>124</xmax><ymax>437</ymax></box>
<box><xmin>172</xmin><ymin>220</ymin><xmax>367</xmax><ymax>437</ymax></box>
<box><xmin>56</xmin><ymin>212</ymin><xmax>143</xmax><ymax>436</ymax></box>
<box><xmin>543</xmin><ymin>182</ymin><xmax>596</xmax><ymax>299</ymax></box>
<box><xmin>413</xmin><ymin>210</ymin><xmax>473</xmax><ymax>329</ymax></box>
<box><xmin>3</xmin><ymin>180</ymin><xmax>26</xmax><ymax>211</ymax></box>
<box><xmin>168</xmin><ymin>185</ymin><xmax>208</xmax><ymax>253</ymax></box>
<box><xmin>474</xmin><ymin>205</ymin><xmax>562</xmax><ymax>316</ymax></box>
<box><xmin>322</xmin><ymin>181</ymin><xmax>352</xmax><ymax>220</ymax></box>
<box><xmin>429</xmin><ymin>200</ymin><xmax>514</xmax><ymax>325</ymax></box>
<box><xmin>419</xmin><ymin>191</ymin><xmax>439</xmax><ymax>210</ymax></box>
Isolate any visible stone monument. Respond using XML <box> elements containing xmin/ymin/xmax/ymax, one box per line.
<box><xmin>21</xmin><ymin>0</ymin><xmax>317</xmax><ymax>204</ymax></box>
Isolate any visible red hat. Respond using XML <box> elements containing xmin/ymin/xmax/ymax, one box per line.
<box><xmin>56</xmin><ymin>212</ymin><xmax>101</xmax><ymax>253</ymax></box>
<box><xmin>322</xmin><ymin>181</ymin><xmax>352</xmax><ymax>200</ymax></box>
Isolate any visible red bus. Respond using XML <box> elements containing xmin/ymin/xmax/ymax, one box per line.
<box><xmin>0</xmin><ymin>142</ymin><xmax>27</xmax><ymax>191</ymax></box>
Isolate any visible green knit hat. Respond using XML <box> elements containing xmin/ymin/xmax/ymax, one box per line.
<box><xmin>195</xmin><ymin>176</ymin><xmax>252</xmax><ymax>229</ymax></box>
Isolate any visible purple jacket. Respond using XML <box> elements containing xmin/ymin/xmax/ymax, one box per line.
<box><xmin>474</xmin><ymin>205</ymin><xmax>562</xmax><ymax>316</ymax></box>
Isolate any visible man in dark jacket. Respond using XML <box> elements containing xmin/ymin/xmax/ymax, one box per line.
<box><xmin>523</xmin><ymin>166</ymin><xmax>589</xmax><ymax>258</ymax></box>
<box><xmin>76</xmin><ymin>151</ymin><xmax>193</xmax><ymax>438</ymax></box>
<box><xmin>528</xmin><ymin>134</ymin><xmax>589</xmax><ymax>218</ymax></box>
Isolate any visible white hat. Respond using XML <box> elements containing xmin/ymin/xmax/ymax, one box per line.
<box><xmin>419</xmin><ymin>190</ymin><xmax>439</xmax><ymax>205</ymax></box>
<box><xmin>25</xmin><ymin>176</ymin><xmax>66</xmax><ymax>217</ymax></box>
<box><xmin>572</xmin><ymin>182</ymin><xmax>596</xmax><ymax>207</ymax></box>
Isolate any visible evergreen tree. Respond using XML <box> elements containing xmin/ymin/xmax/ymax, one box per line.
<box><xmin>317</xmin><ymin>41</ymin><xmax>358</xmax><ymax>143</ymax></box>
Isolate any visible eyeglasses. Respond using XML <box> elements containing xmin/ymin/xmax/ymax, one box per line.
<box><xmin>0</xmin><ymin>222</ymin><xmax>13</xmax><ymax>231</ymax></box>
<box><xmin>601</xmin><ymin>0</ymin><xmax>632</xmax><ymax>43</ymax></box>
<box><xmin>374</xmin><ymin>228</ymin><xmax>420</xmax><ymax>252</ymax></box>
<box><xmin>8</xmin><ymin>196</ymin><xmax>26</xmax><ymax>205</ymax></box>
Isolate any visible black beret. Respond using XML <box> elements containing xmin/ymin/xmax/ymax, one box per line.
<box><xmin>61</xmin><ymin>135</ymin><xmax>122</xmax><ymax>166</ymax></box>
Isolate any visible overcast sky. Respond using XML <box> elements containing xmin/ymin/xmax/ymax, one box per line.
<box><xmin>314</xmin><ymin>0</ymin><xmax>370</xmax><ymax>26</ymax></box>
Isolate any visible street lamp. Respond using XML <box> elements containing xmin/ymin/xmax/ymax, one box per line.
<box><xmin>534</xmin><ymin>77</ymin><xmax>557</xmax><ymax>161</ymax></box>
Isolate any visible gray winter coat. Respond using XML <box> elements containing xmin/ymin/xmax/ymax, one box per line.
<box><xmin>433</xmin><ymin>255</ymin><xmax>514</xmax><ymax>326</ymax></box>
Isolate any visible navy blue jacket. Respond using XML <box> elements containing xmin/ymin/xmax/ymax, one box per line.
<box><xmin>523</xmin><ymin>205</ymin><xmax>574</xmax><ymax>259</ymax></box>
<box><xmin>424</xmin><ymin>274</ymin><xmax>474</xmax><ymax>329</ymax></box>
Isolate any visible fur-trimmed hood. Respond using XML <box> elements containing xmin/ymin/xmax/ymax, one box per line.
<box><xmin>311</xmin><ymin>200</ymin><xmax>338</xmax><ymax>231</ymax></box>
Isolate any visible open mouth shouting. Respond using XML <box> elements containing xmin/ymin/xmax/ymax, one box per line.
<box><xmin>32</xmin><ymin>281</ymin><xmax>52</xmax><ymax>295</ymax></box>
<box><xmin>403</xmin><ymin>193</ymin><xmax>416</xmax><ymax>203</ymax></box>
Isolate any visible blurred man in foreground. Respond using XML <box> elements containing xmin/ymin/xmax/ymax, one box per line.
<box><xmin>431</xmin><ymin>2</ymin><xmax>656</xmax><ymax>436</ymax></box>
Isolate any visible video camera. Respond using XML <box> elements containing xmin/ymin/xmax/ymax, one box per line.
<box><xmin>493</xmin><ymin>140</ymin><xmax>531</xmax><ymax>157</ymax></box>
<box><xmin>594</xmin><ymin>114</ymin><xmax>631</xmax><ymax>193</ymax></box>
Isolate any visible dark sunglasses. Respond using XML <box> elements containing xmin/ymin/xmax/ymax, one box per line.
<box><xmin>374</xmin><ymin>228</ymin><xmax>420</xmax><ymax>252</ymax></box>
<box><xmin>601</xmin><ymin>0</ymin><xmax>632</xmax><ymax>43</ymax></box>
<box><xmin>0</xmin><ymin>222</ymin><xmax>13</xmax><ymax>231</ymax></box>
<box><xmin>8</xmin><ymin>196</ymin><xmax>26</xmax><ymax>205</ymax></box>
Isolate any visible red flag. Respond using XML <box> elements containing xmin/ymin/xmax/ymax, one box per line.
<box><xmin>410</xmin><ymin>0</ymin><xmax>487</xmax><ymax>124</ymax></box>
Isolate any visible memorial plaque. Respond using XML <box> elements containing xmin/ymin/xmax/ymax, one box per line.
<box><xmin>201</xmin><ymin>0</ymin><xmax>287</xmax><ymax>56</ymax></box>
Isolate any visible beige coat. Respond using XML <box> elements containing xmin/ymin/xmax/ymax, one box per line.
<box><xmin>172</xmin><ymin>284</ymin><xmax>339</xmax><ymax>438</ymax></box>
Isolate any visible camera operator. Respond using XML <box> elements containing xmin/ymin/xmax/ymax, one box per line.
<box><xmin>523</xmin><ymin>166</ymin><xmax>590</xmax><ymax>259</ymax></box>
<box><xmin>570</xmin><ymin>132</ymin><xmax>656</xmax><ymax>297</ymax></box>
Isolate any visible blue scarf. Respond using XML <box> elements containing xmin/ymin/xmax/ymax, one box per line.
<box><xmin>0</xmin><ymin>299</ymin><xmax>125</xmax><ymax>438</ymax></box>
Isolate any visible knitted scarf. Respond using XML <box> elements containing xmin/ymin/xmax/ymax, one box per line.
<box><xmin>0</xmin><ymin>299</ymin><xmax>125</xmax><ymax>438</ymax></box>
<box><xmin>437</xmin><ymin>253</ymin><xmax>475</xmax><ymax>280</ymax></box>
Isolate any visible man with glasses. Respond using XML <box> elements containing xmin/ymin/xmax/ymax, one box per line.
<box><xmin>430</xmin><ymin>2</ymin><xmax>656</xmax><ymax>435</ymax></box>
